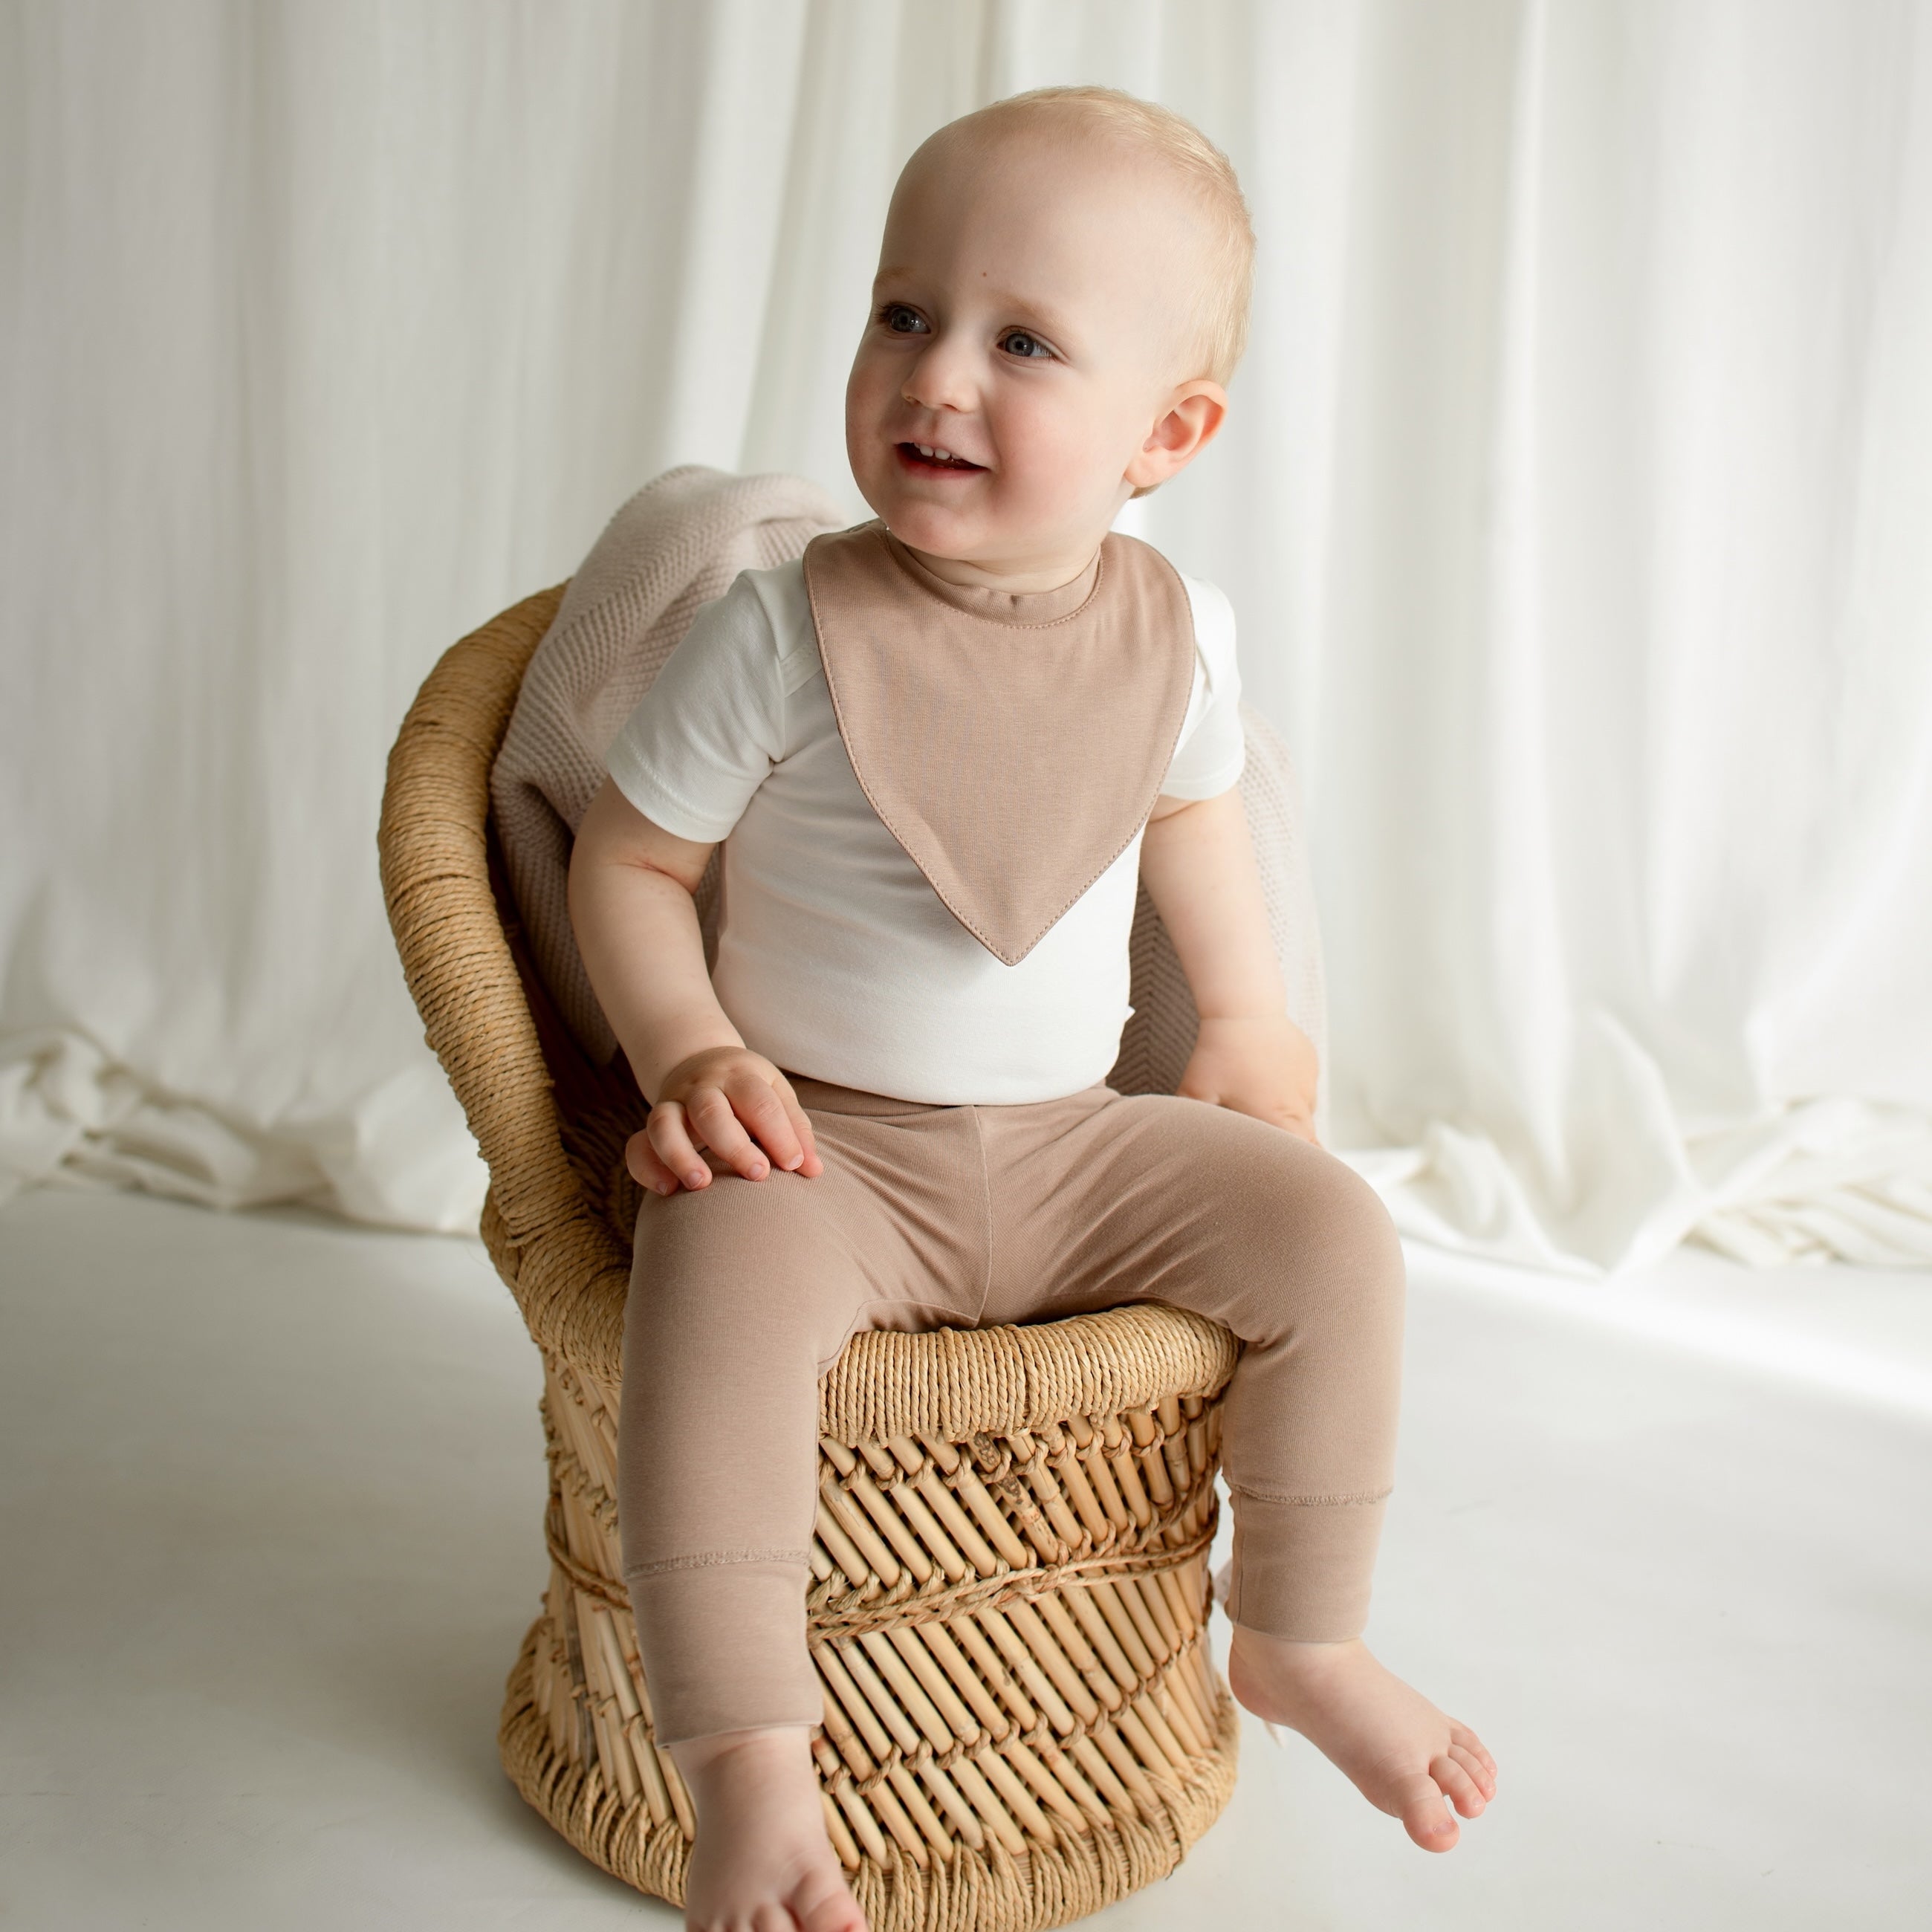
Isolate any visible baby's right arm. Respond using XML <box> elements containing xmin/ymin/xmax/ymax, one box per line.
<box><xmin>569</xmin><ymin>777</ymin><xmax>821</xmax><ymax>1196</ymax></box>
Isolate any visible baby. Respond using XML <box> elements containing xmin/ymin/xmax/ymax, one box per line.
<box><xmin>571</xmin><ymin>86</ymin><xmax>1494</xmax><ymax>1932</ymax></box>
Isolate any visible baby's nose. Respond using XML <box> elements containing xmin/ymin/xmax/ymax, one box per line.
<box><xmin>901</xmin><ymin>338</ymin><xmax>978</xmax><ymax>412</ymax></box>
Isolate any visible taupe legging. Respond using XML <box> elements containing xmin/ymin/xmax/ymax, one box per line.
<box><xmin>620</xmin><ymin>1077</ymin><xmax>1405</xmax><ymax>1745</ymax></box>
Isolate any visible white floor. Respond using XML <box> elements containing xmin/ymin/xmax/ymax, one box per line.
<box><xmin>2</xmin><ymin>1190</ymin><xmax>1928</xmax><ymax>1931</ymax></box>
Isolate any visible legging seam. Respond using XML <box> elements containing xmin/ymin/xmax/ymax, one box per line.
<box><xmin>626</xmin><ymin>1546</ymin><xmax>810</xmax><ymax>1578</ymax></box>
<box><xmin>971</xmin><ymin>1103</ymin><xmax>994</xmax><ymax>1320</ymax></box>
<box><xmin>1226</xmin><ymin>1482</ymin><xmax>1393</xmax><ymax>1508</ymax></box>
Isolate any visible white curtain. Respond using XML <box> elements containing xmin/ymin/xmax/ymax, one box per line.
<box><xmin>4</xmin><ymin>0</ymin><xmax>1929</xmax><ymax>1267</ymax></box>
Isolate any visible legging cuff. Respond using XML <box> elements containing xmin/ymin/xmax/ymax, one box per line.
<box><xmin>1224</xmin><ymin>1488</ymin><xmax>1389</xmax><ymax>1640</ymax></box>
<box><xmin>624</xmin><ymin>1557</ymin><xmax>821</xmax><ymax>1745</ymax></box>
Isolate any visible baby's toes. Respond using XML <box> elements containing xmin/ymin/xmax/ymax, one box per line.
<box><xmin>1390</xmin><ymin>1770</ymin><xmax>1459</xmax><ymax>1851</ymax></box>
<box><xmin>797</xmin><ymin>1899</ymin><xmax>867</xmax><ymax>1932</ymax></box>
<box><xmin>1432</xmin><ymin>1751</ymin><xmax>1488</xmax><ymax>1819</ymax></box>
<box><xmin>792</xmin><ymin>1870</ymin><xmax>869</xmax><ymax>1932</ymax></box>
<box><xmin>1448</xmin><ymin>1740</ymin><xmax>1496</xmax><ymax>1800</ymax></box>
<box><xmin>1448</xmin><ymin>1720</ymin><xmax>1497</xmax><ymax>1782</ymax></box>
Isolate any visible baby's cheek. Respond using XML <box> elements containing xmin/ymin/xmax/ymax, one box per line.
<box><xmin>996</xmin><ymin>405</ymin><xmax>1121</xmax><ymax>518</ymax></box>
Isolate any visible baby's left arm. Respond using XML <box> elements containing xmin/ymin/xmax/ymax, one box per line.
<box><xmin>1140</xmin><ymin>788</ymin><xmax>1319</xmax><ymax>1144</ymax></box>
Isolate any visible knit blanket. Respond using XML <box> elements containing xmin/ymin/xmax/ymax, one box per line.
<box><xmin>490</xmin><ymin>466</ymin><xmax>846</xmax><ymax>1060</ymax></box>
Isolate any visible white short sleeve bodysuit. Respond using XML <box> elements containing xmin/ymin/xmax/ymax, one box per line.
<box><xmin>603</xmin><ymin>554</ymin><xmax>1244</xmax><ymax>1105</ymax></box>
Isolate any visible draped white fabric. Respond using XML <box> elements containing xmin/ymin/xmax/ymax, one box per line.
<box><xmin>4</xmin><ymin>0</ymin><xmax>1929</xmax><ymax>1265</ymax></box>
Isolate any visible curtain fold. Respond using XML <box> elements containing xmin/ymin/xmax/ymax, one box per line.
<box><xmin>4</xmin><ymin>0</ymin><xmax>1928</xmax><ymax>1265</ymax></box>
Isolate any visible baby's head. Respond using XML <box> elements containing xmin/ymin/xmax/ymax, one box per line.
<box><xmin>845</xmin><ymin>88</ymin><xmax>1254</xmax><ymax>581</ymax></box>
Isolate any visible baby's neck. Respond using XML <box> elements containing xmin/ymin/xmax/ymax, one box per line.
<box><xmin>900</xmin><ymin>536</ymin><xmax>1107</xmax><ymax>597</ymax></box>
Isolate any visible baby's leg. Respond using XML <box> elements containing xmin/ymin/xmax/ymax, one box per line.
<box><xmin>991</xmin><ymin>1089</ymin><xmax>1497</xmax><ymax>1850</ymax></box>
<box><xmin>620</xmin><ymin>1093</ymin><xmax>984</xmax><ymax>1931</ymax></box>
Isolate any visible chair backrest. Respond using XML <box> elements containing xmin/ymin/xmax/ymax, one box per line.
<box><xmin>380</xmin><ymin>587</ymin><xmax>636</xmax><ymax>1381</ymax></box>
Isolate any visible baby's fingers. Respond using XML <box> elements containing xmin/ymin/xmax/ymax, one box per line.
<box><xmin>774</xmin><ymin>1079</ymin><xmax>824</xmax><ymax>1178</ymax></box>
<box><xmin>645</xmin><ymin>1100</ymin><xmax>714</xmax><ymax>1192</ymax></box>
<box><xmin>684</xmin><ymin>1084</ymin><xmax>771</xmax><ymax>1181</ymax></box>
<box><xmin>730</xmin><ymin>1075</ymin><xmax>820</xmax><ymax>1177</ymax></box>
<box><xmin>624</xmin><ymin>1127</ymin><xmax>683</xmax><ymax>1196</ymax></box>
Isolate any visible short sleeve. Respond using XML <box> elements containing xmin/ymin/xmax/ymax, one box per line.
<box><xmin>603</xmin><ymin>573</ymin><xmax>785</xmax><ymax>842</ymax></box>
<box><xmin>1158</xmin><ymin>574</ymin><xmax>1245</xmax><ymax>800</ymax></box>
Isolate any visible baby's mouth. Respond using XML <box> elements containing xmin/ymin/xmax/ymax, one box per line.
<box><xmin>896</xmin><ymin>441</ymin><xmax>986</xmax><ymax>475</ymax></box>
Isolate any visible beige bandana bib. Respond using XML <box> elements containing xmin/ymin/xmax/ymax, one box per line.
<box><xmin>801</xmin><ymin>522</ymin><xmax>1196</xmax><ymax>965</ymax></box>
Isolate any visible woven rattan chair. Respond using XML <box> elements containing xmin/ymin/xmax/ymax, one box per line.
<box><xmin>378</xmin><ymin>586</ymin><xmax>1253</xmax><ymax>1931</ymax></box>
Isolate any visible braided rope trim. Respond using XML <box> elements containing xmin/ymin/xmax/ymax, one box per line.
<box><xmin>543</xmin><ymin>1508</ymin><xmax>1216</xmax><ymax>1642</ymax></box>
<box><xmin>809</xmin><ymin>1523</ymin><xmax>1216</xmax><ymax>1644</ymax></box>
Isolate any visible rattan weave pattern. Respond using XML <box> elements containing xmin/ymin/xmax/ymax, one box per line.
<box><xmin>377</xmin><ymin>590</ymin><xmax>1244</xmax><ymax>1929</ymax></box>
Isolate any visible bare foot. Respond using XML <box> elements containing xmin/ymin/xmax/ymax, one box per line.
<box><xmin>1227</xmin><ymin>1629</ymin><xmax>1497</xmax><ymax>1852</ymax></box>
<box><xmin>670</xmin><ymin>1726</ymin><xmax>868</xmax><ymax>1931</ymax></box>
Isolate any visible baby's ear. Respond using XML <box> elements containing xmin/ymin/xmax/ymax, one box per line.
<box><xmin>1127</xmin><ymin>381</ymin><xmax>1228</xmax><ymax>491</ymax></box>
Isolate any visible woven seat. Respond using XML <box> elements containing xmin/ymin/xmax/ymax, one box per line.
<box><xmin>378</xmin><ymin>586</ymin><xmax>1246</xmax><ymax>1930</ymax></box>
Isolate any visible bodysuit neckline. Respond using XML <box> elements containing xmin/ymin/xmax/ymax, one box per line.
<box><xmin>881</xmin><ymin>529</ymin><xmax>1103</xmax><ymax>629</ymax></box>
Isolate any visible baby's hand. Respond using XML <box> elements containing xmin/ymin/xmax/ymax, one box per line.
<box><xmin>1177</xmin><ymin>1014</ymin><xmax>1320</xmax><ymax>1144</ymax></box>
<box><xmin>629</xmin><ymin>1047</ymin><xmax>824</xmax><ymax>1196</ymax></box>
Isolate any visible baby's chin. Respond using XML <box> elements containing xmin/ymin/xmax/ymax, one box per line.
<box><xmin>858</xmin><ymin>469</ymin><xmax>1103</xmax><ymax>571</ymax></box>
<box><xmin>870</xmin><ymin>496</ymin><xmax>993</xmax><ymax>557</ymax></box>
<box><xmin>855</xmin><ymin>470</ymin><xmax>977</xmax><ymax>549</ymax></box>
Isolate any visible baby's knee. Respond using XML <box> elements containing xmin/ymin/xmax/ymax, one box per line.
<box><xmin>1237</xmin><ymin>1133</ymin><xmax>1404</xmax><ymax>1307</ymax></box>
<box><xmin>627</xmin><ymin>1173</ymin><xmax>838</xmax><ymax>1339</ymax></box>
<box><xmin>1311</xmin><ymin>1150</ymin><xmax>1402</xmax><ymax>1280</ymax></box>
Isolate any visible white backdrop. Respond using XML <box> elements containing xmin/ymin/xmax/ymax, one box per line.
<box><xmin>4</xmin><ymin>0</ymin><xmax>1930</xmax><ymax>1268</ymax></box>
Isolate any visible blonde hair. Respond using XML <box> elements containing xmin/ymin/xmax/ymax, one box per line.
<box><xmin>937</xmin><ymin>85</ymin><xmax>1255</xmax><ymax>384</ymax></box>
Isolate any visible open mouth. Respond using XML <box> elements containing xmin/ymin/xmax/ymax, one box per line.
<box><xmin>896</xmin><ymin>441</ymin><xmax>986</xmax><ymax>475</ymax></box>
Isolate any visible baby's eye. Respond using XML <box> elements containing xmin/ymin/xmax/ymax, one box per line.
<box><xmin>880</xmin><ymin>303</ymin><xmax>928</xmax><ymax>335</ymax></box>
<box><xmin>999</xmin><ymin>329</ymin><xmax>1054</xmax><ymax>360</ymax></box>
